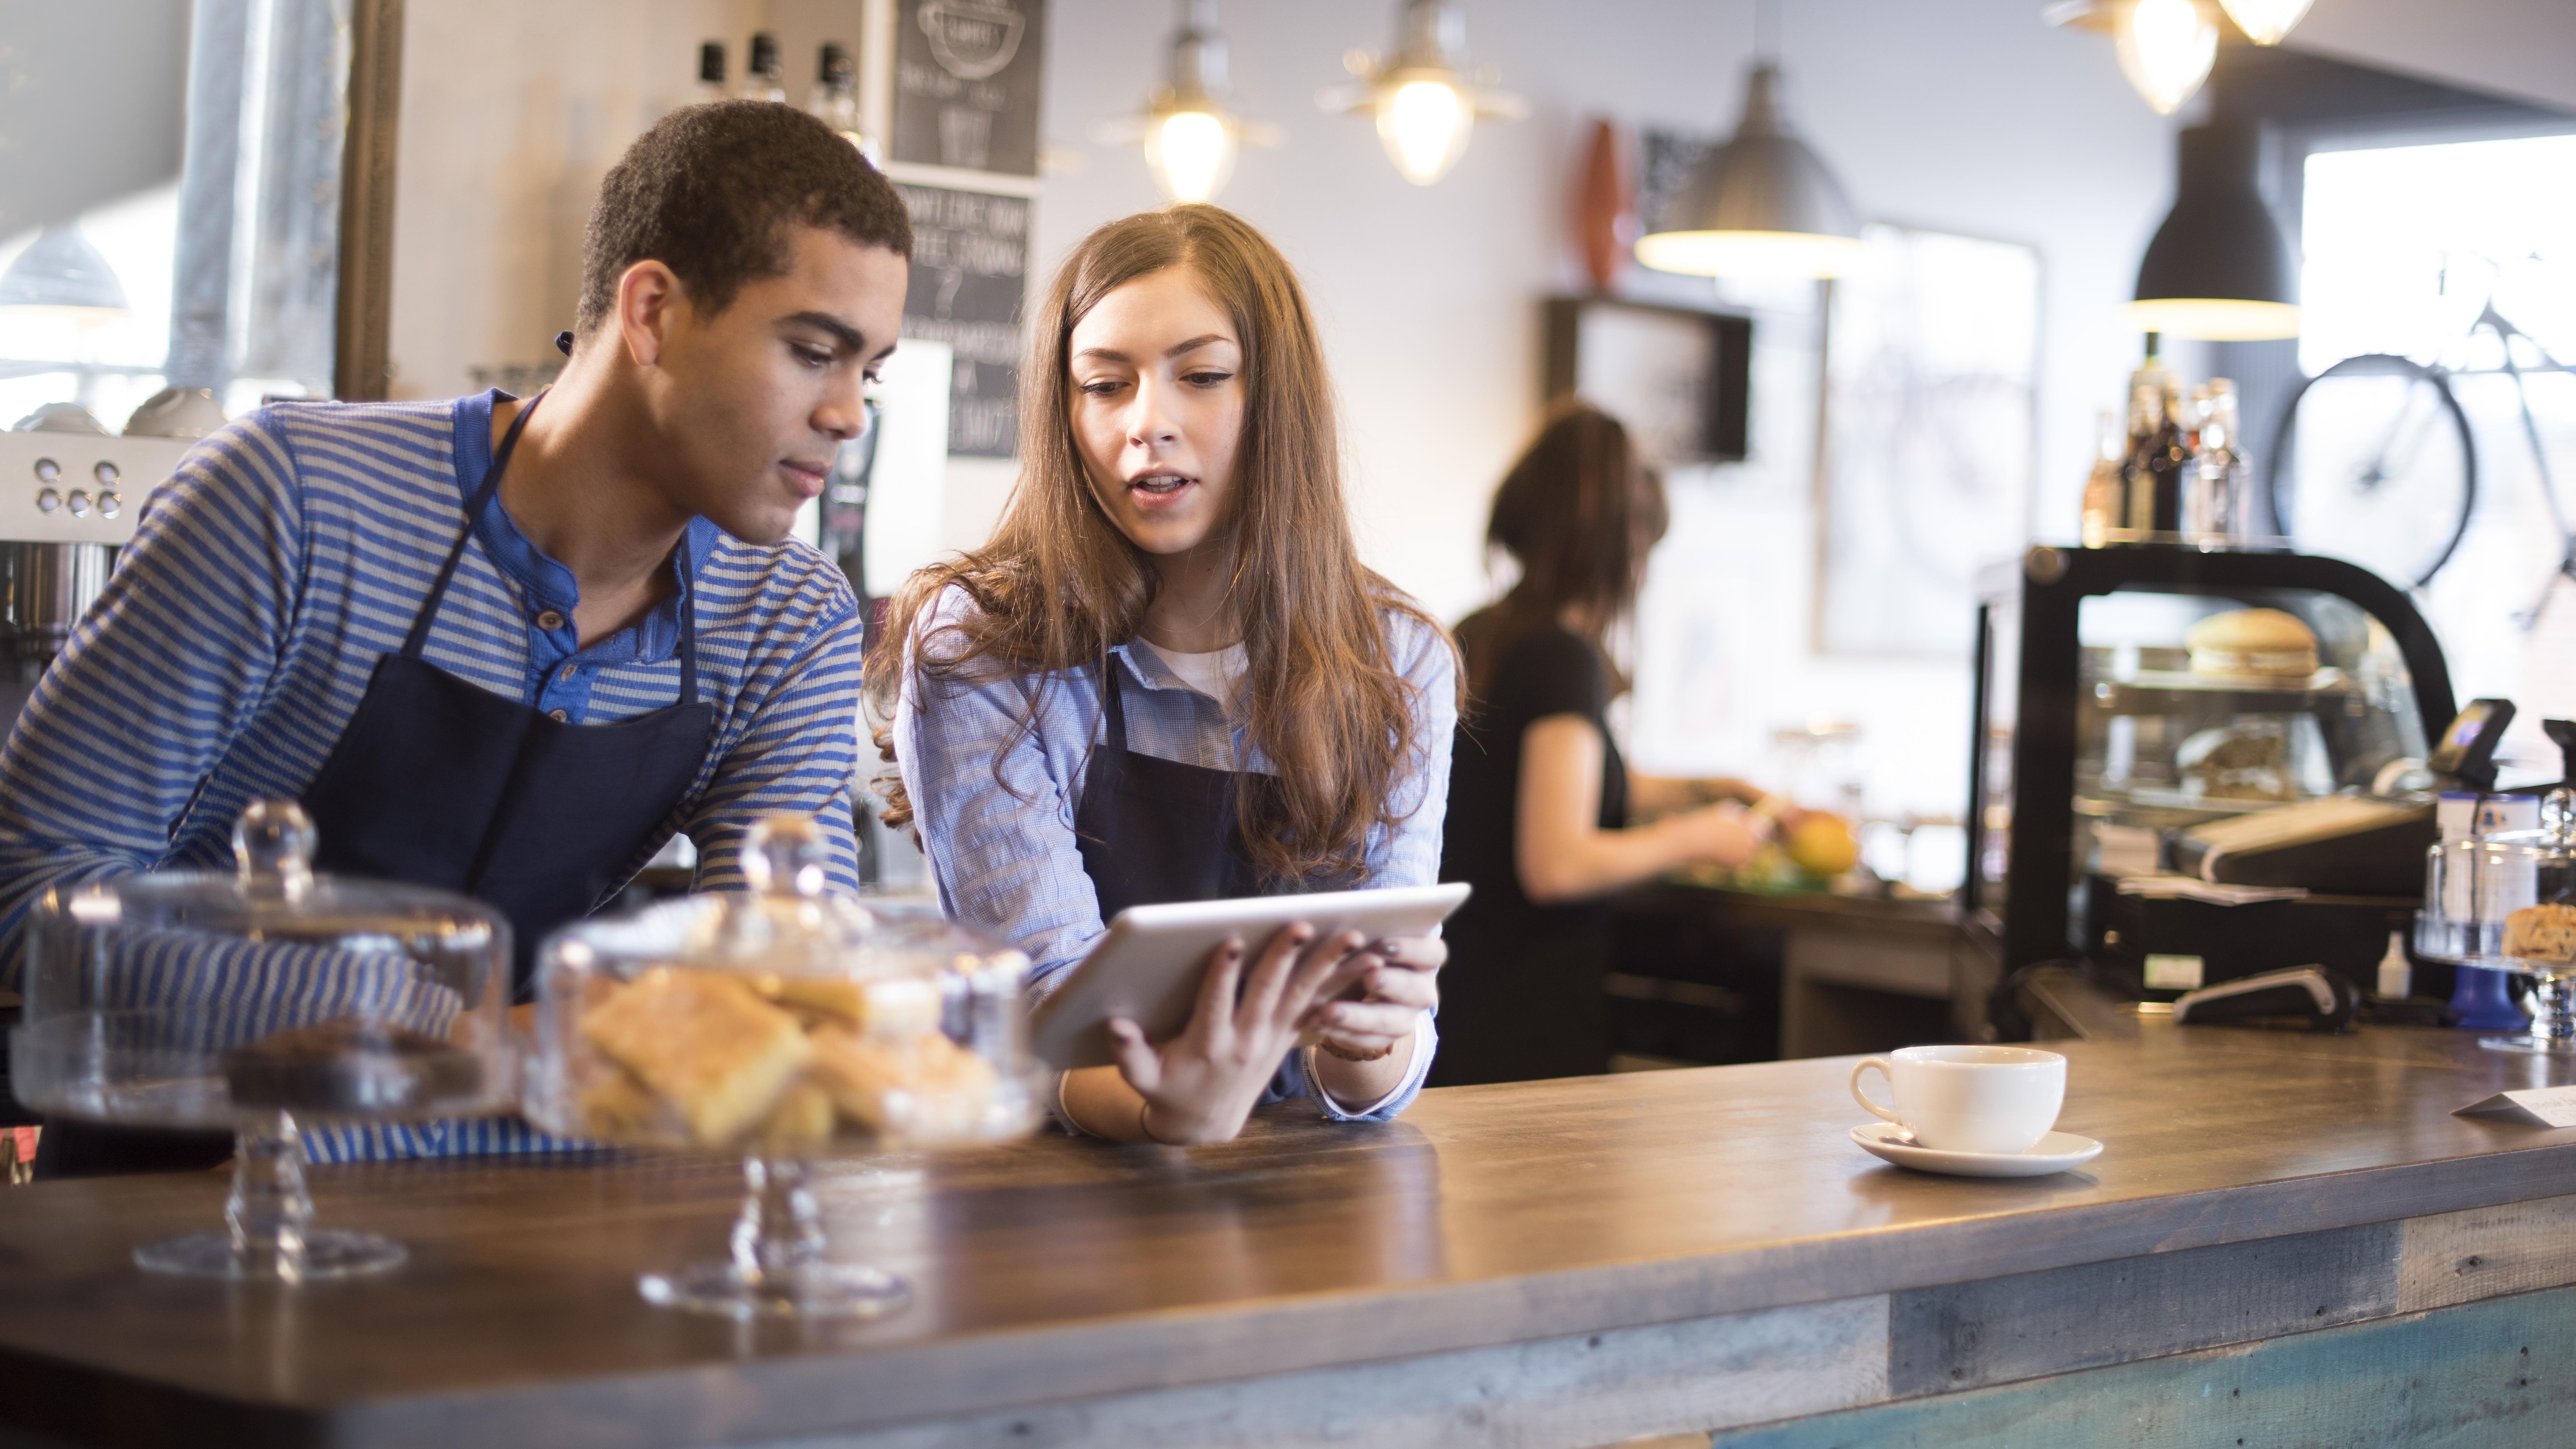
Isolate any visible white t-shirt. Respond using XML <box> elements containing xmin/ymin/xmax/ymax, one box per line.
<box><xmin>1139</xmin><ymin>639</ymin><xmax>1249</xmax><ymax>706</ymax></box>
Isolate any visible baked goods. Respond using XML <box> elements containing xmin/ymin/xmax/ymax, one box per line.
<box><xmin>2187</xmin><ymin>608</ymin><xmax>2319</xmax><ymax>679</ymax></box>
<box><xmin>807</xmin><ymin>1026</ymin><xmax>998</xmax><ymax>1138</ymax></box>
<box><xmin>749</xmin><ymin>1081</ymin><xmax>838</xmax><ymax>1152</ymax></box>
<box><xmin>758</xmin><ymin>974</ymin><xmax>945</xmax><ymax>1041</ymax></box>
<box><xmin>224</xmin><ymin>1018</ymin><xmax>485</xmax><ymax>1114</ymax></box>
<box><xmin>2177</xmin><ymin>721</ymin><xmax>2296</xmax><ymax>802</ymax></box>
<box><xmin>575</xmin><ymin>964</ymin><xmax>996</xmax><ymax>1149</ymax></box>
<box><xmin>2503</xmin><ymin>903</ymin><xmax>2576</xmax><ymax>964</ymax></box>
<box><xmin>580</xmin><ymin>968</ymin><xmax>814</xmax><ymax>1145</ymax></box>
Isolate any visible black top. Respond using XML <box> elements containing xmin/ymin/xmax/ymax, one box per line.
<box><xmin>1432</xmin><ymin>613</ymin><xmax>1626</xmax><ymax>1086</ymax></box>
<box><xmin>1442</xmin><ymin>613</ymin><xmax>1625</xmax><ymax>920</ymax></box>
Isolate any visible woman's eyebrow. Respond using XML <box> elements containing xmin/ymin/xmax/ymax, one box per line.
<box><xmin>1165</xmin><ymin>333</ymin><xmax>1232</xmax><ymax>358</ymax></box>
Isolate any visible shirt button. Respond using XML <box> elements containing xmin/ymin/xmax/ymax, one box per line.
<box><xmin>558</xmin><ymin>663</ymin><xmax>577</xmax><ymax>683</ymax></box>
<box><xmin>547</xmin><ymin>708</ymin><xmax>569</xmax><ymax>723</ymax></box>
<box><xmin>535</xmin><ymin>609</ymin><xmax>566</xmax><ymax>631</ymax></box>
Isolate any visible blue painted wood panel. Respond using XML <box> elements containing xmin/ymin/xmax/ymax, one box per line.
<box><xmin>1719</xmin><ymin>1284</ymin><xmax>2576</xmax><ymax>1449</ymax></box>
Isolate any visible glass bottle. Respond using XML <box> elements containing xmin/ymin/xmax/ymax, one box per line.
<box><xmin>2080</xmin><ymin>409</ymin><xmax>2124</xmax><ymax>548</ymax></box>
<box><xmin>741</xmin><ymin>32</ymin><xmax>786</xmax><ymax>103</ymax></box>
<box><xmin>696</xmin><ymin>42</ymin><xmax>727</xmax><ymax>105</ymax></box>
<box><xmin>809</xmin><ymin>43</ymin><xmax>858</xmax><ymax>130</ymax></box>
<box><xmin>2120</xmin><ymin>335</ymin><xmax>2185</xmax><ymax>535</ymax></box>
<box><xmin>2185</xmin><ymin>378</ymin><xmax>2248</xmax><ymax>545</ymax></box>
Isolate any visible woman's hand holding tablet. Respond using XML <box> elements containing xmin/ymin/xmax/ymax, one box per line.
<box><xmin>1090</xmin><ymin>924</ymin><xmax>1378</xmax><ymax>1145</ymax></box>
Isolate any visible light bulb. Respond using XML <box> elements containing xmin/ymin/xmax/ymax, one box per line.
<box><xmin>2116</xmin><ymin>0</ymin><xmax>2218</xmax><ymax>115</ymax></box>
<box><xmin>2218</xmin><ymin>0</ymin><xmax>2311</xmax><ymax>45</ymax></box>
<box><xmin>1146</xmin><ymin>109</ymin><xmax>1236</xmax><ymax>203</ymax></box>
<box><xmin>1377</xmin><ymin>79</ymin><xmax>1472</xmax><ymax>185</ymax></box>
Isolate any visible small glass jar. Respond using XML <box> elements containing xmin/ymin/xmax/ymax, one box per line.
<box><xmin>523</xmin><ymin>814</ymin><xmax>1038</xmax><ymax>1319</ymax></box>
<box><xmin>10</xmin><ymin>799</ymin><xmax>512</xmax><ymax>1278</ymax></box>
<box><xmin>2417</xmin><ymin>788</ymin><xmax>2576</xmax><ymax>1053</ymax></box>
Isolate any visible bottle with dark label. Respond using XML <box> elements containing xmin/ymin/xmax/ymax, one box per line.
<box><xmin>697</xmin><ymin>42</ymin><xmax>726</xmax><ymax>105</ymax></box>
<box><xmin>2121</xmin><ymin>336</ymin><xmax>2187</xmax><ymax>535</ymax></box>
<box><xmin>742</xmin><ymin>32</ymin><xmax>785</xmax><ymax>103</ymax></box>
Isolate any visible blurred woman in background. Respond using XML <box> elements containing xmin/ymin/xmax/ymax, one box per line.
<box><xmin>1432</xmin><ymin>402</ymin><xmax>1773</xmax><ymax>1086</ymax></box>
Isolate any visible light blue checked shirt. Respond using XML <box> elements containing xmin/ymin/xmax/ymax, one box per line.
<box><xmin>890</xmin><ymin>585</ymin><xmax>1458</xmax><ymax>1122</ymax></box>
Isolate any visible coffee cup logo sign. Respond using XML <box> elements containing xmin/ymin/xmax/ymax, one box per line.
<box><xmin>920</xmin><ymin>0</ymin><xmax>1025</xmax><ymax>80</ymax></box>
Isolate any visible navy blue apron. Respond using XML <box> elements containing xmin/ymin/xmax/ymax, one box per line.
<box><xmin>1073</xmin><ymin>657</ymin><xmax>1311</xmax><ymax>1098</ymax></box>
<box><xmin>300</xmin><ymin>390</ymin><xmax>716</xmax><ymax>990</ymax></box>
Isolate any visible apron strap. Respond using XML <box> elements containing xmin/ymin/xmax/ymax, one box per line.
<box><xmin>1099</xmin><ymin>653</ymin><xmax>1129</xmax><ymax>752</ymax></box>
<box><xmin>404</xmin><ymin>391</ymin><xmax>544</xmax><ymax>661</ymax></box>
<box><xmin>675</xmin><ymin>569</ymin><xmax>699</xmax><ymax>706</ymax></box>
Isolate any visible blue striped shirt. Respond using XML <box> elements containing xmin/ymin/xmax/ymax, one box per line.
<box><xmin>890</xmin><ymin>585</ymin><xmax>1457</xmax><ymax>1123</ymax></box>
<box><xmin>0</xmin><ymin>390</ymin><xmax>866</xmax><ymax>1160</ymax></box>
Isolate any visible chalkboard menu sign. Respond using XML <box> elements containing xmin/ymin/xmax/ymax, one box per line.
<box><xmin>893</xmin><ymin>0</ymin><xmax>1046</xmax><ymax>177</ymax></box>
<box><xmin>895</xmin><ymin>182</ymin><xmax>1029</xmax><ymax>458</ymax></box>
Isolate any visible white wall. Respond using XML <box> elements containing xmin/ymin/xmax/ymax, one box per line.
<box><xmin>384</xmin><ymin>0</ymin><xmax>2180</xmax><ymax>822</ymax></box>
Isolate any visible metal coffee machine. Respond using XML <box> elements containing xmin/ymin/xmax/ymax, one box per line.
<box><xmin>0</xmin><ymin>393</ymin><xmax>208</xmax><ymax>725</ymax></box>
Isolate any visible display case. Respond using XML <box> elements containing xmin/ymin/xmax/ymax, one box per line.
<box><xmin>1967</xmin><ymin>543</ymin><xmax>2455</xmax><ymax>973</ymax></box>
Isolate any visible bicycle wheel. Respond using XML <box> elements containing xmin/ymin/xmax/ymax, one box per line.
<box><xmin>2264</xmin><ymin>354</ymin><xmax>2477</xmax><ymax>590</ymax></box>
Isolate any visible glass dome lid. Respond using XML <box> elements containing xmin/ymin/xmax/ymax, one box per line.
<box><xmin>525</xmin><ymin>814</ymin><xmax>1040</xmax><ymax>1320</ymax></box>
<box><xmin>10</xmin><ymin>799</ymin><xmax>514</xmax><ymax>1283</ymax></box>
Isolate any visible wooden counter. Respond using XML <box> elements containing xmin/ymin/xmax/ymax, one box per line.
<box><xmin>0</xmin><ymin>1022</ymin><xmax>2571</xmax><ymax>1449</ymax></box>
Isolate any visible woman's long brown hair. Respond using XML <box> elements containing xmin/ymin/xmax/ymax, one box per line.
<box><xmin>866</xmin><ymin>204</ymin><xmax>1455</xmax><ymax>884</ymax></box>
<box><xmin>1465</xmin><ymin>400</ymin><xmax>1669</xmax><ymax>697</ymax></box>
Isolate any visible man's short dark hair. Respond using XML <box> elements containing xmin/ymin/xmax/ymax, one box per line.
<box><xmin>577</xmin><ymin>100</ymin><xmax>913</xmax><ymax>334</ymax></box>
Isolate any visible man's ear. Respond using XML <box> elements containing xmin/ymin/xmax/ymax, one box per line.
<box><xmin>614</xmin><ymin>260</ymin><xmax>685</xmax><ymax>368</ymax></box>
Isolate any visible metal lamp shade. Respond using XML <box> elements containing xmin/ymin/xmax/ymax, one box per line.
<box><xmin>0</xmin><ymin>226</ymin><xmax>130</xmax><ymax>316</ymax></box>
<box><xmin>1634</xmin><ymin>65</ymin><xmax>1866</xmax><ymax>279</ymax></box>
<box><xmin>2129</xmin><ymin>125</ymin><xmax>2300</xmax><ymax>340</ymax></box>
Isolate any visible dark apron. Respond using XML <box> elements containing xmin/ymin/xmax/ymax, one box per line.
<box><xmin>41</xmin><ymin>391</ymin><xmax>715</xmax><ymax>1178</ymax></box>
<box><xmin>1073</xmin><ymin>658</ymin><xmax>1309</xmax><ymax>1096</ymax></box>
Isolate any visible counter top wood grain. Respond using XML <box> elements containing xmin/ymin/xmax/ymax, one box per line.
<box><xmin>0</xmin><ymin>1022</ymin><xmax>2569</xmax><ymax>1449</ymax></box>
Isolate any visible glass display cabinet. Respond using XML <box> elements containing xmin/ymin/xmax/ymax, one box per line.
<box><xmin>1968</xmin><ymin>543</ymin><xmax>2456</xmax><ymax>973</ymax></box>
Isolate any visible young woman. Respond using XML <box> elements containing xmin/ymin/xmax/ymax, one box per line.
<box><xmin>871</xmin><ymin>206</ymin><xmax>1460</xmax><ymax>1146</ymax></box>
<box><xmin>1432</xmin><ymin>402</ymin><xmax>1769</xmax><ymax>1086</ymax></box>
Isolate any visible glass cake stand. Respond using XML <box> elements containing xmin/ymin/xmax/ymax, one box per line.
<box><xmin>522</xmin><ymin>814</ymin><xmax>1039</xmax><ymax>1319</ymax></box>
<box><xmin>10</xmin><ymin>800</ymin><xmax>513</xmax><ymax>1278</ymax></box>
<box><xmin>2419</xmin><ymin>787</ymin><xmax>2576</xmax><ymax>1053</ymax></box>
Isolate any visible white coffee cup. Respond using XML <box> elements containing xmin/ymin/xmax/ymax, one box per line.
<box><xmin>1851</xmin><ymin>1045</ymin><xmax>2066</xmax><ymax>1155</ymax></box>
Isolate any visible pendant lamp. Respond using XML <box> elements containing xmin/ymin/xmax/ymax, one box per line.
<box><xmin>0</xmin><ymin>225</ymin><xmax>130</xmax><ymax>324</ymax></box>
<box><xmin>2217</xmin><ymin>0</ymin><xmax>2312</xmax><ymax>46</ymax></box>
<box><xmin>1320</xmin><ymin>0</ymin><xmax>1524</xmax><ymax>187</ymax></box>
<box><xmin>1095</xmin><ymin>1</ymin><xmax>1279</xmax><ymax>203</ymax></box>
<box><xmin>2128</xmin><ymin>123</ymin><xmax>2299</xmax><ymax>340</ymax></box>
<box><xmin>2043</xmin><ymin>0</ymin><xmax>2243</xmax><ymax>116</ymax></box>
<box><xmin>1633</xmin><ymin>63</ymin><xmax>1863</xmax><ymax>280</ymax></box>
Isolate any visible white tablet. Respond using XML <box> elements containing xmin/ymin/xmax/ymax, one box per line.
<box><xmin>1025</xmin><ymin>883</ymin><xmax>1471</xmax><ymax>1070</ymax></box>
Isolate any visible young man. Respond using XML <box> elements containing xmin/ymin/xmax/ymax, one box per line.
<box><xmin>0</xmin><ymin>103</ymin><xmax>909</xmax><ymax>1167</ymax></box>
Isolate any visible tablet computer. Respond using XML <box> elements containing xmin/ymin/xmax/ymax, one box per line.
<box><xmin>1025</xmin><ymin>883</ymin><xmax>1471</xmax><ymax>1070</ymax></box>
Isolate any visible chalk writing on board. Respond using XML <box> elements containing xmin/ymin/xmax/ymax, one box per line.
<box><xmin>896</xmin><ymin>182</ymin><xmax>1028</xmax><ymax>459</ymax></box>
<box><xmin>894</xmin><ymin>0</ymin><xmax>1047</xmax><ymax>177</ymax></box>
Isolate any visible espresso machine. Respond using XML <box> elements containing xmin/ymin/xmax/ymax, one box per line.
<box><xmin>0</xmin><ymin>394</ymin><xmax>208</xmax><ymax>725</ymax></box>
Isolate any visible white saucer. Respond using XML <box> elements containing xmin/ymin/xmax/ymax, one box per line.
<box><xmin>1849</xmin><ymin>1122</ymin><xmax>2104</xmax><ymax>1178</ymax></box>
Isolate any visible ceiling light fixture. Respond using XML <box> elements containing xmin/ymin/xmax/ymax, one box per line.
<box><xmin>2128</xmin><ymin>123</ymin><xmax>2300</xmax><ymax>339</ymax></box>
<box><xmin>0</xmin><ymin>225</ymin><xmax>130</xmax><ymax>325</ymax></box>
<box><xmin>1633</xmin><ymin>0</ymin><xmax>1863</xmax><ymax>280</ymax></box>
<box><xmin>2043</xmin><ymin>0</ymin><xmax>2222</xmax><ymax>115</ymax></box>
<box><xmin>1096</xmin><ymin>1</ymin><xmax>1279</xmax><ymax>204</ymax></box>
<box><xmin>2216</xmin><ymin>0</ymin><xmax>2312</xmax><ymax>46</ymax></box>
<box><xmin>1320</xmin><ymin>0</ymin><xmax>1524</xmax><ymax>187</ymax></box>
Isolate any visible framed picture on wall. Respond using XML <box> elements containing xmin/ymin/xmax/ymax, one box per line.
<box><xmin>1816</xmin><ymin>224</ymin><xmax>2042</xmax><ymax>657</ymax></box>
<box><xmin>1542</xmin><ymin>297</ymin><xmax>1752</xmax><ymax>467</ymax></box>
